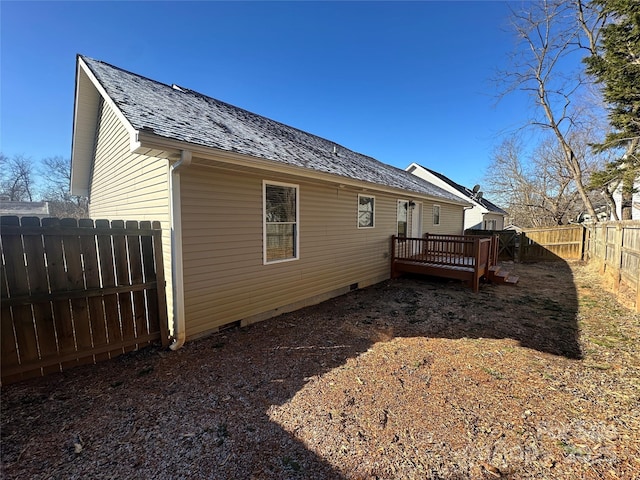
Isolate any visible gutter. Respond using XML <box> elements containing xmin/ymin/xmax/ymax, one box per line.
<box><xmin>134</xmin><ymin>132</ymin><xmax>468</xmax><ymax>208</ymax></box>
<box><xmin>169</xmin><ymin>149</ymin><xmax>192</xmax><ymax>350</ymax></box>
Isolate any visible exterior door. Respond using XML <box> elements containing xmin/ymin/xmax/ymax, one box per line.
<box><xmin>410</xmin><ymin>202</ymin><xmax>422</xmax><ymax>238</ymax></box>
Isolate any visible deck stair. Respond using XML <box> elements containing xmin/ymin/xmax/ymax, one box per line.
<box><xmin>487</xmin><ymin>265</ymin><xmax>519</xmax><ymax>286</ymax></box>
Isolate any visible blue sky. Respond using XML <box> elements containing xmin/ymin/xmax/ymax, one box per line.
<box><xmin>1</xmin><ymin>1</ymin><xmax>530</xmax><ymax>190</ymax></box>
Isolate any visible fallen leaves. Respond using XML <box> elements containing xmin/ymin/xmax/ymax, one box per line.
<box><xmin>1</xmin><ymin>262</ymin><xmax>639</xmax><ymax>479</ymax></box>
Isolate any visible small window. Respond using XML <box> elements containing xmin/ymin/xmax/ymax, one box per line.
<box><xmin>397</xmin><ymin>200</ymin><xmax>409</xmax><ymax>237</ymax></box>
<box><xmin>358</xmin><ymin>195</ymin><xmax>375</xmax><ymax>228</ymax></box>
<box><xmin>433</xmin><ymin>205</ymin><xmax>441</xmax><ymax>226</ymax></box>
<box><xmin>264</xmin><ymin>181</ymin><xmax>299</xmax><ymax>263</ymax></box>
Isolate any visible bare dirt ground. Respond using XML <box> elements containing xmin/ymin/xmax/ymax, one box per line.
<box><xmin>1</xmin><ymin>261</ymin><xmax>639</xmax><ymax>479</ymax></box>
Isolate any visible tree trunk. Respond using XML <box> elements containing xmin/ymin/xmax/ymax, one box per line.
<box><xmin>602</xmin><ymin>186</ymin><xmax>620</xmax><ymax>221</ymax></box>
<box><xmin>621</xmin><ymin>190</ymin><xmax>633</xmax><ymax>220</ymax></box>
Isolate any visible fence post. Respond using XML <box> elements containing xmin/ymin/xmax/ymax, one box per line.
<box><xmin>599</xmin><ymin>225</ymin><xmax>607</xmax><ymax>274</ymax></box>
<box><xmin>613</xmin><ymin>223</ymin><xmax>623</xmax><ymax>293</ymax></box>
<box><xmin>636</xmin><ymin>260</ymin><xmax>640</xmax><ymax>313</ymax></box>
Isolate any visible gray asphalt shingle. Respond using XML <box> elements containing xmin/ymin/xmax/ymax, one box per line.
<box><xmin>82</xmin><ymin>56</ymin><xmax>463</xmax><ymax>203</ymax></box>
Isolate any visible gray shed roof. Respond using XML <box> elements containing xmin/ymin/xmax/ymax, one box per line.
<box><xmin>0</xmin><ymin>201</ymin><xmax>50</xmax><ymax>218</ymax></box>
<box><xmin>80</xmin><ymin>56</ymin><xmax>464</xmax><ymax>204</ymax></box>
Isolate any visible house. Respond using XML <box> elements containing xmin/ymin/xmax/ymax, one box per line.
<box><xmin>70</xmin><ymin>55</ymin><xmax>469</xmax><ymax>347</ymax></box>
<box><xmin>0</xmin><ymin>200</ymin><xmax>50</xmax><ymax>218</ymax></box>
<box><xmin>611</xmin><ymin>178</ymin><xmax>640</xmax><ymax>220</ymax></box>
<box><xmin>406</xmin><ymin>163</ymin><xmax>508</xmax><ymax>231</ymax></box>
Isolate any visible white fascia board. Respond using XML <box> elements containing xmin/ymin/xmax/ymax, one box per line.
<box><xmin>70</xmin><ymin>57</ymin><xmax>141</xmax><ymax>196</ymax></box>
<box><xmin>407</xmin><ymin>164</ymin><xmax>465</xmax><ymax>198</ymax></box>
<box><xmin>78</xmin><ymin>57</ymin><xmax>139</xmax><ymax>145</ymax></box>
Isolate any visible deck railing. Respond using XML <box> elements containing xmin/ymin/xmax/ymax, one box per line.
<box><xmin>391</xmin><ymin>234</ymin><xmax>497</xmax><ymax>292</ymax></box>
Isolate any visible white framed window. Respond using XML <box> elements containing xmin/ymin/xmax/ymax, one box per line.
<box><xmin>263</xmin><ymin>181</ymin><xmax>299</xmax><ymax>264</ymax></box>
<box><xmin>358</xmin><ymin>195</ymin><xmax>375</xmax><ymax>228</ymax></box>
<box><xmin>433</xmin><ymin>205</ymin><xmax>441</xmax><ymax>226</ymax></box>
<box><xmin>397</xmin><ymin>200</ymin><xmax>409</xmax><ymax>237</ymax></box>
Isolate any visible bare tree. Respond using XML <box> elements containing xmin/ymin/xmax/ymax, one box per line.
<box><xmin>40</xmin><ymin>156</ymin><xmax>88</xmax><ymax>219</ymax></box>
<box><xmin>485</xmin><ymin>134</ymin><xmax>593</xmax><ymax>228</ymax></box>
<box><xmin>0</xmin><ymin>153</ymin><xmax>36</xmax><ymax>201</ymax></box>
<box><xmin>501</xmin><ymin>0</ymin><xmax>607</xmax><ymax>222</ymax></box>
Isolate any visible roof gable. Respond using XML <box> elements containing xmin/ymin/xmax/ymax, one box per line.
<box><xmin>75</xmin><ymin>55</ymin><xmax>464</xmax><ymax>204</ymax></box>
<box><xmin>409</xmin><ymin>163</ymin><xmax>507</xmax><ymax>215</ymax></box>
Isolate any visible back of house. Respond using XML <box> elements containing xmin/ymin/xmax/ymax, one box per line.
<box><xmin>71</xmin><ymin>55</ymin><xmax>468</xmax><ymax>343</ymax></box>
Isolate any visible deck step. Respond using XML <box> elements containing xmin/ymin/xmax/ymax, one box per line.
<box><xmin>487</xmin><ymin>265</ymin><xmax>519</xmax><ymax>286</ymax></box>
<box><xmin>493</xmin><ymin>269</ymin><xmax>510</xmax><ymax>279</ymax></box>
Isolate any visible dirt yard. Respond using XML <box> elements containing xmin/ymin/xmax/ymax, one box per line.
<box><xmin>1</xmin><ymin>261</ymin><xmax>639</xmax><ymax>479</ymax></box>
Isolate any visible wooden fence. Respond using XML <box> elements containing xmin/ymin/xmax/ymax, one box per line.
<box><xmin>465</xmin><ymin>229</ymin><xmax>518</xmax><ymax>260</ymax></box>
<box><xmin>585</xmin><ymin>220</ymin><xmax>640</xmax><ymax>312</ymax></box>
<box><xmin>1</xmin><ymin>217</ymin><xmax>169</xmax><ymax>384</ymax></box>
<box><xmin>520</xmin><ymin>225</ymin><xmax>586</xmax><ymax>262</ymax></box>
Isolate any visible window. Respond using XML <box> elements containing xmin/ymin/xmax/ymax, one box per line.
<box><xmin>397</xmin><ymin>200</ymin><xmax>409</xmax><ymax>237</ymax></box>
<box><xmin>264</xmin><ymin>181</ymin><xmax>299</xmax><ymax>263</ymax></box>
<box><xmin>358</xmin><ymin>195</ymin><xmax>375</xmax><ymax>228</ymax></box>
<box><xmin>484</xmin><ymin>219</ymin><xmax>497</xmax><ymax>230</ymax></box>
<box><xmin>433</xmin><ymin>205</ymin><xmax>441</xmax><ymax>226</ymax></box>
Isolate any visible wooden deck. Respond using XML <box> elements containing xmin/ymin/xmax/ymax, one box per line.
<box><xmin>390</xmin><ymin>234</ymin><xmax>500</xmax><ymax>293</ymax></box>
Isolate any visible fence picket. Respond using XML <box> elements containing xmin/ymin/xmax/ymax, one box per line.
<box><xmin>140</xmin><ymin>221</ymin><xmax>159</xmax><ymax>338</ymax></box>
<box><xmin>21</xmin><ymin>217</ymin><xmax>59</xmax><ymax>375</ymax></box>
<box><xmin>126</xmin><ymin>220</ymin><xmax>148</xmax><ymax>349</ymax></box>
<box><xmin>60</xmin><ymin>218</ymin><xmax>94</xmax><ymax>367</ymax></box>
<box><xmin>94</xmin><ymin>219</ymin><xmax>124</xmax><ymax>357</ymax></box>
<box><xmin>79</xmin><ymin>218</ymin><xmax>109</xmax><ymax>362</ymax></box>
<box><xmin>41</xmin><ymin>217</ymin><xmax>78</xmax><ymax>370</ymax></box>
<box><xmin>2</xmin><ymin>216</ymin><xmax>42</xmax><ymax>380</ymax></box>
<box><xmin>0</xmin><ymin>218</ymin><xmax>21</xmax><ymax>382</ymax></box>
<box><xmin>111</xmin><ymin>220</ymin><xmax>136</xmax><ymax>353</ymax></box>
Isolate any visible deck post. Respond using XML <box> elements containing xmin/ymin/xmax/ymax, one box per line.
<box><xmin>472</xmin><ymin>237</ymin><xmax>481</xmax><ymax>293</ymax></box>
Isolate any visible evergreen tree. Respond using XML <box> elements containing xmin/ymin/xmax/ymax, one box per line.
<box><xmin>585</xmin><ymin>0</ymin><xmax>640</xmax><ymax>219</ymax></box>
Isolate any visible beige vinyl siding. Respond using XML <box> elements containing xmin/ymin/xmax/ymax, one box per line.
<box><xmin>422</xmin><ymin>201</ymin><xmax>463</xmax><ymax>234</ymax></box>
<box><xmin>87</xmin><ymin>101</ymin><xmax>173</xmax><ymax>327</ymax></box>
<box><xmin>181</xmin><ymin>164</ymin><xmax>405</xmax><ymax>338</ymax></box>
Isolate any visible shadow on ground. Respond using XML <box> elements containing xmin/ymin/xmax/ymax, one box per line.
<box><xmin>1</xmin><ymin>261</ymin><xmax>580</xmax><ymax>479</ymax></box>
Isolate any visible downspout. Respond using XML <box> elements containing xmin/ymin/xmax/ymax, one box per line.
<box><xmin>169</xmin><ymin>149</ymin><xmax>192</xmax><ymax>350</ymax></box>
<box><xmin>462</xmin><ymin>205</ymin><xmax>474</xmax><ymax>233</ymax></box>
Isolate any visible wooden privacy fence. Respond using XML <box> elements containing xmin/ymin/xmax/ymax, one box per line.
<box><xmin>586</xmin><ymin>220</ymin><xmax>640</xmax><ymax>312</ymax></box>
<box><xmin>1</xmin><ymin>217</ymin><xmax>169</xmax><ymax>384</ymax></box>
<box><xmin>520</xmin><ymin>225</ymin><xmax>586</xmax><ymax>262</ymax></box>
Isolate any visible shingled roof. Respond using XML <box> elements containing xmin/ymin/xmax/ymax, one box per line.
<box><xmin>419</xmin><ymin>165</ymin><xmax>508</xmax><ymax>215</ymax></box>
<box><xmin>78</xmin><ymin>56</ymin><xmax>464</xmax><ymax>204</ymax></box>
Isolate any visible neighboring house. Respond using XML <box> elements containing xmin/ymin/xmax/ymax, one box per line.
<box><xmin>406</xmin><ymin>163</ymin><xmax>508</xmax><ymax>231</ymax></box>
<box><xmin>70</xmin><ymin>55</ymin><xmax>469</xmax><ymax>346</ymax></box>
<box><xmin>0</xmin><ymin>200</ymin><xmax>50</xmax><ymax>218</ymax></box>
<box><xmin>611</xmin><ymin>179</ymin><xmax>640</xmax><ymax>220</ymax></box>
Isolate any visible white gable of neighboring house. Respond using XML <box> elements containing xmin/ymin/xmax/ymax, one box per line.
<box><xmin>611</xmin><ymin>179</ymin><xmax>640</xmax><ymax>220</ymax></box>
<box><xmin>406</xmin><ymin>163</ymin><xmax>507</xmax><ymax>231</ymax></box>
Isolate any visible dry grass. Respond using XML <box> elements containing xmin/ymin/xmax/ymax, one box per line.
<box><xmin>2</xmin><ymin>261</ymin><xmax>639</xmax><ymax>479</ymax></box>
